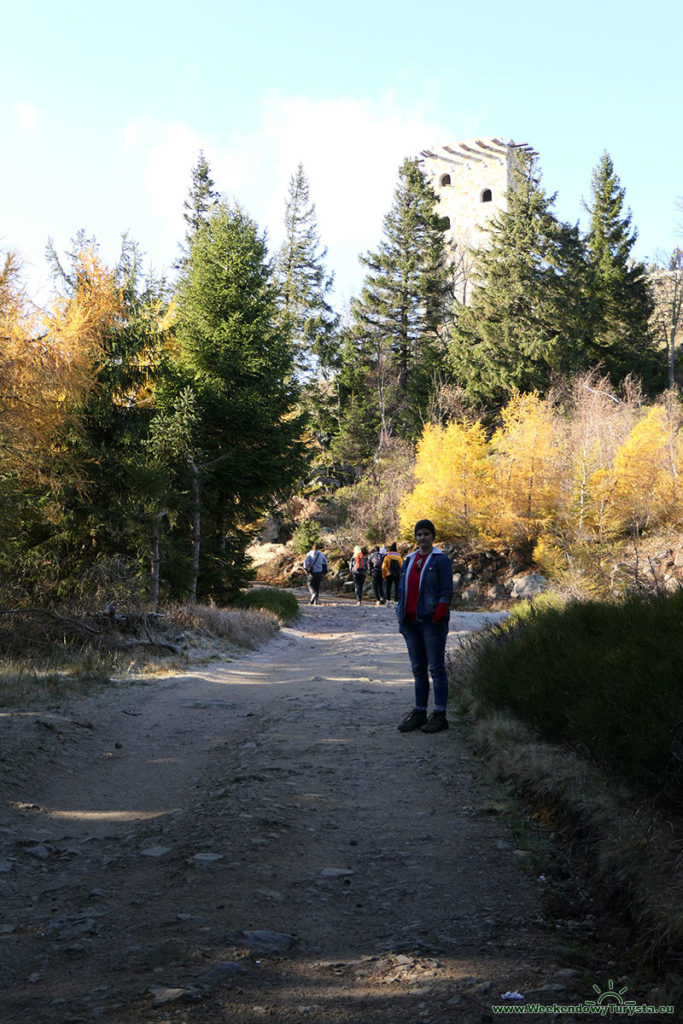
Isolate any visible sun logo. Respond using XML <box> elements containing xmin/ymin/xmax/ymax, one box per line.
<box><xmin>585</xmin><ymin>980</ymin><xmax>636</xmax><ymax>1008</ymax></box>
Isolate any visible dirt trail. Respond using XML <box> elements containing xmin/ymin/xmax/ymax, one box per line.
<box><xmin>0</xmin><ymin>596</ymin><xmax>611</xmax><ymax>1023</ymax></box>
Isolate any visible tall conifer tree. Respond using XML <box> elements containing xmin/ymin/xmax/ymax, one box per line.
<box><xmin>37</xmin><ymin>235</ymin><xmax>173</xmax><ymax>598</ymax></box>
<box><xmin>170</xmin><ymin>201</ymin><xmax>307</xmax><ymax>599</ymax></box>
<box><xmin>338</xmin><ymin>157</ymin><xmax>451</xmax><ymax>456</ymax></box>
<box><xmin>584</xmin><ymin>152</ymin><xmax>663</xmax><ymax>390</ymax></box>
<box><xmin>276</xmin><ymin>163</ymin><xmax>338</xmax><ymax>378</ymax></box>
<box><xmin>450</xmin><ymin>153</ymin><xmax>592</xmax><ymax>407</ymax></box>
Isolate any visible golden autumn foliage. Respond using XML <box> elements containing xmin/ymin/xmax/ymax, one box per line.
<box><xmin>601</xmin><ymin>402</ymin><xmax>683</xmax><ymax>533</ymax></box>
<box><xmin>401</xmin><ymin>380</ymin><xmax>683</xmax><ymax>580</ymax></box>
<box><xmin>0</xmin><ymin>250</ymin><xmax>42</xmax><ymax>446</ymax></box>
<box><xmin>40</xmin><ymin>247</ymin><xmax>122</xmax><ymax>399</ymax></box>
<box><xmin>398</xmin><ymin>419</ymin><xmax>490</xmax><ymax>544</ymax></box>
<box><xmin>487</xmin><ymin>392</ymin><xmax>566</xmax><ymax>551</ymax></box>
<box><xmin>0</xmin><ymin>247</ymin><xmax>122</xmax><ymax>467</ymax></box>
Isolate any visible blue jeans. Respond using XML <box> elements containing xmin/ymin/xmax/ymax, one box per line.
<box><xmin>400</xmin><ymin>618</ymin><xmax>449</xmax><ymax>711</ymax></box>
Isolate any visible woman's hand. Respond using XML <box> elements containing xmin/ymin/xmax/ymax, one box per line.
<box><xmin>431</xmin><ymin>602</ymin><xmax>450</xmax><ymax>623</ymax></box>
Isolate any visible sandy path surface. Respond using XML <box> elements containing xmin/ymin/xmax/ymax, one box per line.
<box><xmin>0</xmin><ymin>596</ymin><xmax>607</xmax><ymax>1023</ymax></box>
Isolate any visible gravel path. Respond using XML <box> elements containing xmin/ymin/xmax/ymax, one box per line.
<box><xmin>0</xmin><ymin>595</ymin><xmax>610</xmax><ymax>1022</ymax></box>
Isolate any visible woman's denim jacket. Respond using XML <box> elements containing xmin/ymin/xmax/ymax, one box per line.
<box><xmin>396</xmin><ymin>547</ymin><xmax>454</xmax><ymax>626</ymax></box>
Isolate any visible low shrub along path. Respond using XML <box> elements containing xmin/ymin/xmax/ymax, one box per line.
<box><xmin>1</xmin><ymin>594</ymin><xmax>625</xmax><ymax>1023</ymax></box>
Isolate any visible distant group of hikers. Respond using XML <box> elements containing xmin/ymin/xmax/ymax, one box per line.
<box><xmin>303</xmin><ymin>519</ymin><xmax>453</xmax><ymax>734</ymax></box>
<box><xmin>303</xmin><ymin>541</ymin><xmax>403</xmax><ymax>607</ymax></box>
<box><xmin>349</xmin><ymin>542</ymin><xmax>403</xmax><ymax>606</ymax></box>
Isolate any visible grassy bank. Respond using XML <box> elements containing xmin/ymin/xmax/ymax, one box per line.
<box><xmin>460</xmin><ymin>589</ymin><xmax>683</xmax><ymax>794</ymax></box>
<box><xmin>232</xmin><ymin>587</ymin><xmax>300</xmax><ymax>622</ymax></box>
<box><xmin>449</xmin><ymin>589</ymin><xmax>683</xmax><ymax>974</ymax></box>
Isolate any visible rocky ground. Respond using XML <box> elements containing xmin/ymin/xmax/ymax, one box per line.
<box><xmin>0</xmin><ymin>591</ymin><xmax>654</xmax><ymax>1023</ymax></box>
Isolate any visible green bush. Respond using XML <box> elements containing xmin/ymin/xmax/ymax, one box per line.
<box><xmin>291</xmin><ymin>520</ymin><xmax>322</xmax><ymax>556</ymax></box>
<box><xmin>233</xmin><ymin>588</ymin><xmax>299</xmax><ymax>622</ymax></box>
<box><xmin>467</xmin><ymin>589</ymin><xmax>683</xmax><ymax>793</ymax></box>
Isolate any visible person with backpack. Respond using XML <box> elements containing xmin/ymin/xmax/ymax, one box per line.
<box><xmin>349</xmin><ymin>546</ymin><xmax>368</xmax><ymax>605</ymax></box>
<box><xmin>368</xmin><ymin>546</ymin><xmax>386</xmax><ymax>605</ymax></box>
<box><xmin>382</xmin><ymin>542</ymin><xmax>403</xmax><ymax>604</ymax></box>
<box><xmin>396</xmin><ymin>519</ymin><xmax>454</xmax><ymax>734</ymax></box>
<box><xmin>304</xmin><ymin>541</ymin><xmax>328</xmax><ymax>605</ymax></box>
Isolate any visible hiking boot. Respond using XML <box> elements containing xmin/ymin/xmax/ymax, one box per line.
<box><xmin>397</xmin><ymin>709</ymin><xmax>428</xmax><ymax>732</ymax></box>
<box><xmin>421</xmin><ymin>711</ymin><xmax>449</xmax><ymax>733</ymax></box>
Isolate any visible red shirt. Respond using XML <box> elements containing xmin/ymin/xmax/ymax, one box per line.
<box><xmin>404</xmin><ymin>553</ymin><xmax>428</xmax><ymax>620</ymax></box>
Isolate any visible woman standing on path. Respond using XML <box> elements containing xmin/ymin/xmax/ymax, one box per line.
<box><xmin>396</xmin><ymin>519</ymin><xmax>453</xmax><ymax>734</ymax></box>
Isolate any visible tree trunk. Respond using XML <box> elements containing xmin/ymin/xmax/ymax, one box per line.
<box><xmin>189</xmin><ymin>461</ymin><xmax>201</xmax><ymax>604</ymax></box>
<box><xmin>219</xmin><ymin>508</ymin><xmax>228</xmax><ymax>552</ymax></box>
<box><xmin>150</xmin><ymin>517</ymin><xmax>161</xmax><ymax>610</ymax></box>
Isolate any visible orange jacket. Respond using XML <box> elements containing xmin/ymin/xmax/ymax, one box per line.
<box><xmin>382</xmin><ymin>552</ymin><xmax>403</xmax><ymax>579</ymax></box>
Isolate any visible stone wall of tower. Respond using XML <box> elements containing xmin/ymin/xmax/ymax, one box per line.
<box><xmin>419</xmin><ymin>137</ymin><xmax>536</xmax><ymax>252</ymax></box>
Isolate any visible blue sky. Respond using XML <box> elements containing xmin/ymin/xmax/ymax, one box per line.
<box><xmin>3</xmin><ymin>0</ymin><xmax>681</xmax><ymax>307</ymax></box>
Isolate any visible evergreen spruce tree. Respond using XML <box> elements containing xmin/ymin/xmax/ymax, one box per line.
<box><xmin>339</xmin><ymin>157</ymin><xmax>452</xmax><ymax>455</ymax></box>
<box><xmin>276</xmin><ymin>163</ymin><xmax>338</xmax><ymax>378</ymax></box>
<box><xmin>584</xmin><ymin>152</ymin><xmax>664</xmax><ymax>391</ymax></box>
<box><xmin>170</xmin><ymin>201</ymin><xmax>307</xmax><ymax>599</ymax></box>
<box><xmin>329</xmin><ymin>324</ymin><xmax>384</xmax><ymax>475</ymax></box>
<box><xmin>450</xmin><ymin>153</ymin><xmax>593</xmax><ymax>408</ymax></box>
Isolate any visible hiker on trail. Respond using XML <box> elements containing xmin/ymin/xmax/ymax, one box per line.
<box><xmin>304</xmin><ymin>541</ymin><xmax>328</xmax><ymax>605</ymax></box>
<box><xmin>368</xmin><ymin>546</ymin><xmax>386</xmax><ymax>605</ymax></box>
<box><xmin>349</xmin><ymin>546</ymin><xmax>368</xmax><ymax>605</ymax></box>
<box><xmin>382</xmin><ymin>542</ymin><xmax>403</xmax><ymax>605</ymax></box>
<box><xmin>396</xmin><ymin>519</ymin><xmax>454</xmax><ymax>734</ymax></box>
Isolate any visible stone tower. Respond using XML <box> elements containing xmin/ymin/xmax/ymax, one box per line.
<box><xmin>419</xmin><ymin>138</ymin><xmax>537</xmax><ymax>296</ymax></box>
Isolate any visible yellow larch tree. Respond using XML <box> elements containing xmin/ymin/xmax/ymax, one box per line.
<box><xmin>0</xmin><ymin>250</ymin><xmax>42</xmax><ymax>452</ymax></box>
<box><xmin>601</xmin><ymin>401</ymin><xmax>683</xmax><ymax>537</ymax></box>
<box><xmin>1</xmin><ymin>248</ymin><xmax>121</xmax><ymax>459</ymax></box>
<box><xmin>40</xmin><ymin>246</ymin><xmax>122</xmax><ymax>407</ymax></box>
<box><xmin>398</xmin><ymin>419</ymin><xmax>491</xmax><ymax>545</ymax></box>
<box><xmin>0</xmin><ymin>246</ymin><xmax>123</xmax><ymax>494</ymax></box>
<box><xmin>488</xmin><ymin>391</ymin><xmax>566</xmax><ymax>553</ymax></box>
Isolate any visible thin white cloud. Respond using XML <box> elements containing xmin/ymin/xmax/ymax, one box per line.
<box><xmin>121</xmin><ymin>93</ymin><xmax>464</xmax><ymax>297</ymax></box>
<box><xmin>120</xmin><ymin>119</ymin><xmax>203</xmax><ymax>236</ymax></box>
<box><xmin>15</xmin><ymin>101</ymin><xmax>38</xmax><ymax>130</ymax></box>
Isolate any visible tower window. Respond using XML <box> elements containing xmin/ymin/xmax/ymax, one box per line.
<box><xmin>440</xmin><ymin>173</ymin><xmax>451</xmax><ymax>187</ymax></box>
<box><xmin>481</xmin><ymin>188</ymin><xmax>493</xmax><ymax>203</ymax></box>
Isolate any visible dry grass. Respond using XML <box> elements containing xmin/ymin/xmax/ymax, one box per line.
<box><xmin>0</xmin><ymin>661</ymin><xmax>118</xmax><ymax>708</ymax></box>
<box><xmin>165</xmin><ymin>603</ymin><xmax>280</xmax><ymax>648</ymax></box>
<box><xmin>0</xmin><ymin>603</ymin><xmax>281</xmax><ymax>707</ymax></box>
